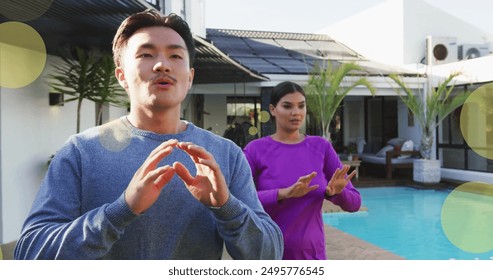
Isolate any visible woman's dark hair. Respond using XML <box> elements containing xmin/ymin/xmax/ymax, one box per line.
<box><xmin>270</xmin><ymin>81</ymin><xmax>306</xmax><ymax>107</ymax></box>
<box><xmin>112</xmin><ymin>9</ymin><xmax>195</xmax><ymax>68</ymax></box>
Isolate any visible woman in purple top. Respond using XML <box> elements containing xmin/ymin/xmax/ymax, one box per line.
<box><xmin>243</xmin><ymin>81</ymin><xmax>361</xmax><ymax>260</ymax></box>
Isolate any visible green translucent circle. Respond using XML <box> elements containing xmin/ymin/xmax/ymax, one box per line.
<box><xmin>259</xmin><ymin>110</ymin><xmax>271</xmax><ymax>123</ymax></box>
<box><xmin>460</xmin><ymin>83</ymin><xmax>493</xmax><ymax>160</ymax></box>
<box><xmin>0</xmin><ymin>21</ymin><xmax>46</xmax><ymax>88</ymax></box>
<box><xmin>441</xmin><ymin>182</ymin><xmax>493</xmax><ymax>253</ymax></box>
<box><xmin>0</xmin><ymin>0</ymin><xmax>55</xmax><ymax>22</ymax></box>
<box><xmin>248</xmin><ymin>126</ymin><xmax>258</xmax><ymax>136</ymax></box>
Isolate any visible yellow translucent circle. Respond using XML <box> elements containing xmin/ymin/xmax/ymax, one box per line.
<box><xmin>248</xmin><ymin>126</ymin><xmax>258</xmax><ymax>136</ymax></box>
<box><xmin>98</xmin><ymin>121</ymin><xmax>132</xmax><ymax>153</ymax></box>
<box><xmin>441</xmin><ymin>182</ymin><xmax>493</xmax><ymax>253</ymax></box>
<box><xmin>0</xmin><ymin>21</ymin><xmax>46</xmax><ymax>88</ymax></box>
<box><xmin>259</xmin><ymin>110</ymin><xmax>271</xmax><ymax>123</ymax></box>
<box><xmin>0</xmin><ymin>0</ymin><xmax>54</xmax><ymax>21</ymax></box>
<box><xmin>460</xmin><ymin>83</ymin><xmax>493</xmax><ymax>160</ymax></box>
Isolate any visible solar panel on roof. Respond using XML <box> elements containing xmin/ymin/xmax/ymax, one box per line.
<box><xmin>235</xmin><ymin>57</ymin><xmax>283</xmax><ymax>73</ymax></box>
<box><xmin>211</xmin><ymin>37</ymin><xmax>253</xmax><ymax>56</ymax></box>
<box><xmin>205</xmin><ymin>28</ymin><xmax>421</xmax><ymax>77</ymax></box>
<box><xmin>242</xmin><ymin>39</ymin><xmax>288</xmax><ymax>58</ymax></box>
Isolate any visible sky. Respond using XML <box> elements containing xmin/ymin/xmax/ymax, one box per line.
<box><xmin>205</xmin><ymin>0</ymin><xmax>493</xmax><ymax>35</ymax></box>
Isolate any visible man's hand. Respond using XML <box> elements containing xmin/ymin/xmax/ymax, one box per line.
<box><xmin>278</xmin><ymin>172</ymin><xmax>319</xmax><ymax>200</ymax></box>
<box><xmin>125</xmin><ymin>139</ymin><xmax>178</xmax><ymax>214</ymax></box>
<box><xmin>173</xmin><ymin>142</ymin><xmax>229</xmax><ymax>208</ymax></box>
<box><xmin>325</xmin><ymin>164</ymin><xmax>356</xmax><ymax>197</ymax></box>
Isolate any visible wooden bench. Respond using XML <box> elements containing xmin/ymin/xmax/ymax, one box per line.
<box><xmin>360</xmin><ymin>150</ymin><xmax>421</xmax><ymax>179</ymax></box>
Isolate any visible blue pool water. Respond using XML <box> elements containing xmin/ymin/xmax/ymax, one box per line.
<box><xmin>323</xmin><ymin>186</ymin><xmax>493</xmax><ymax>260</ymax></box>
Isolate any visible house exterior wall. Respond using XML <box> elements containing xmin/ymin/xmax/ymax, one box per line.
<box><xmin>320</xmin><ymin>0</ymin><xmax>493</xmax><ymax>66</ymax></box>
<box><xmin>0</xmin><ymin>55</ymin><xmax>128</xmax><ymax>243</ymax></box>
<box><xmin>164</xmin><ymin>0</ymin><xmax>206</xmax><ymax>37</ymax></box>
<box><xmin>397</xmin><ymin>99</ymin><xmax>422</xmax><ymax>153</ymax></box>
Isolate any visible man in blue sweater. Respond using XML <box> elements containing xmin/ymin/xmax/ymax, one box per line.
<box><xmin>14</xmin><ymin>10</ymin><xmax>283</xmax><ymax>260</ymax></box>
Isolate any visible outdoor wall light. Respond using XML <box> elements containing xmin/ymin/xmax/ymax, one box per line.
<box><xmin>49</xmin><ymin>92</ymin><xmax>64</xmax><ymax>106</ymax></box>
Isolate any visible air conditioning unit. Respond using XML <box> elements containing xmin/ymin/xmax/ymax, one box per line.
<box><xmin>425</xmin><ymin>36</ymin><xmax>458</xmax><ymax>65</ymax></box>
<box><xmin>458</xmin><ymin>44</ymin><xmax>490</xmax><ymax>60</ymax></box>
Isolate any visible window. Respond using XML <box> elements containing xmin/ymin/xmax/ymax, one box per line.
<box><xmin>145</xmin><ymin>0</ymin><xmax>160</xmax><ymax>9</ymax></box>
<box><xmin>224</xmin><ymin>96</ymin><xmax>261</xmax><ymax>148</ymax></box>
<box><xmin>438</xmin><ymin>105</ymin><xmax>493</xmax><ymax>172</ymax></box>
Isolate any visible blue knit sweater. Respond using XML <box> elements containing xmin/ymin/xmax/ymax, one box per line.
<box><xmin>14</xmin><ymin>117</ymin><xmax>283</xmax><ymax>259</ymax></box>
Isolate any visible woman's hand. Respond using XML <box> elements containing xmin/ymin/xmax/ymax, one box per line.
<box><xmin>325</xmin><ymin>165</ymin><xmax>356</xmax><ymax>197</ymax></box>
<box><xmin>278</xmin><ymin>172</ymin><xmax>319</xmax><ymax>200</ymax></box>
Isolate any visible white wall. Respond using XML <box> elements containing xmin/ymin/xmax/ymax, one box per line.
<box><xmin>397</xmin><ymin>99</ymin><xmax>422</xmax><ymax>151</ymax></box>
<box><xmin>0</xmin><ymin>55</ymin><xmax>127</xmax><ymax>243</ymax></box>
<box><xmin>442</xmin><ymin>168</ymin><xmax>493</xmax><ymax>184</ymax></box>
<box><xmin>165</xmin><ymin>0</ymin><xmax>206</xmax><ymax>37</ymax></box>
<box><xmin>187</xmin><ymin>0</ymin><xmax>206</xmax><ymax>37</ymax></box>
<box><xmin>319</xmin><ymin>0</ymin><xmax>493</xmax><ymax>66</ymax></box>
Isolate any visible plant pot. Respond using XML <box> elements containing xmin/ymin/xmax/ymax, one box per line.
<box><xmin>413</xmin><ymin>159</ymin><xmax>440</xmax><ymax>184</ymax></box>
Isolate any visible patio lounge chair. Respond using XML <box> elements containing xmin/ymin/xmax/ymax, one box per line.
<box><xmin>360</xmin><ymin>150</ymin><xmax>421</xmax><ymax>179</ymax></box>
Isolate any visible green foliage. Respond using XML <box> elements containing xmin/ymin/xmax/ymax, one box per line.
<box><xmin>49</xmin><ymin>47</ymin><xmax>128</xmax><ymax>132</ymax></box>
<box><xmin>86</xmin><ymin>55</ymin><xmax>128</xmax><ymax>125</ymax></box>
<box><xmin>304</xmin><ymin>61</ymin><xmax>376</xmax><ymax>139</ymax></box>
<box><xmin>389</xmin><ymin>72</ymin><xmax>471</xmax><ymax>159</ymax></box>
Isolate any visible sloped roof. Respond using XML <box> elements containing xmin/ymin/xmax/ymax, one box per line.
<box><xmin>0</xmin><ymin>0</ymin><xmax>155</xmax><ymax>53</ymax></box>
<box><xmin>193</xmin><ymin>36</ymin><xmax>268</xmax><ymax>84</ymax></box>
<box><xmin>0</xmin><ymin>0</ymin><xmax>266</xmax><ymax>84</ymax></box>
<box><xmin>207</xmin><ymin>29</ymin><xmax>363</xmax><ymax>75</ymax></box>
<box><xmin>207</xmin><ymin>28</ymin><xmax>418</xmax><ymax>76</ymax></box>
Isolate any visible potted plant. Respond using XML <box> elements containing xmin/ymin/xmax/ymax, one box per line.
<box><xmin>47</xmin><ymin>47</ymin><xmax>128</xmax><ymax>166</ymax></box>
<box><xmin>389</xmin><ymin>72</ymin><xmax>471</xmax><ymax>183</ymax></box>
<box><xmin>49</xmin><ymin>47</ymin><xmax>128</xmax><ymax>131</ymax></box>
<box><xmin>86</xmin><ymin>54</ymin><xmax>128</xmax><ymax>125</ymax></box>
<box><xmin>347</xmin><ymin>142</ymin><xmax>358</xmax><ymax>161</ymax></box>
<box><xmin>305</xmin><ymin>61</ymin><xmax>376</xmax><ymax>141</ymax></box>
<box><xmin>49</xmin><ymin>46</ymin><xmax>100</xmax><ymax>133</ymax></box>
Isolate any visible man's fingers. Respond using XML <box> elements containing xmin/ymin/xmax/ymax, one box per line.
<box><xmin>153</xmin><ymin>166</ymin><xmax>176</xmax><ymax>190</ymax></box>
<box><xmin>147</xmin><ymin>139</ymin><xmax>178</xmax><ymax>159</ymax></box>
<box><xmin>141</xmin><ymin>142</ymin><xmax>176</xmax><ymax>173</ymax></box>
<box><xmin>173</xmin><ymin>162</ymin><xmax>195</xmax><ymax>186</ymax></box>
<box><xmin>177</xmin><ymin>142</ymin><xmax>207</xmax><ymax>157</ymax></box>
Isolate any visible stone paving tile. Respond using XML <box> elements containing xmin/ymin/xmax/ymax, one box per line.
<box><xmin>325</xmin><ymin>225</ymin><xmax>404</xmax><ymax>260</ymax></box>
<box><xmin>222</xmin><ymin>224</ymin><xmax>404</xmax><ymax>260</ymax></box>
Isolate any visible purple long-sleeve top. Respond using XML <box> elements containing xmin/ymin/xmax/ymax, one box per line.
<box><xmin>244</xmin><ymin>135</ymin><xmax>361</xmax><ymax>260</ymax></box>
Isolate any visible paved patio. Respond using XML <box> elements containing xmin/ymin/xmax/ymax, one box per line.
<box><xmin>322</xmin><ymin>198</ymin><xmax>405</xmax><ymax>260</ymax></box>
<box><xmin>325</xmin><ymin>224</ymin><xmax>404</xmax><ymax>260</ymax></box>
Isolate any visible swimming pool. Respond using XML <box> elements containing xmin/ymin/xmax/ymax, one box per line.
<box><xmin>323</xmin><ymin>186</ymin><xmax>493</xmax><ymax>260</ymax></box>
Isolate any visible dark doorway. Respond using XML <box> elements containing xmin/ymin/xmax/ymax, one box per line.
<box><xmin>364</xmin><ymin>97</ymin><xmax>398</xmax><ymax>152</ymax></box>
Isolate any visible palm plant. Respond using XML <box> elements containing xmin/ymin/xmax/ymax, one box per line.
<box><xmin>49</xmin><ymin>47</ymin><xmax>100</xmax><ymax>133</ymax></box>
<box><xmin>49</xmin><ymin>47</ymin><xmax>128</xmax><ymax>131</ymax></box>
<box><xmin>389</xmin><ymin>72</ymin><xmax>471</xmax><ymax>159</ymax></box>
<box><xmin>86</xmin><ymin>55</ymin><xmax>128</xmax><ymax>125</ymax></box>
<box><xmin>304</xmin><ymin>61</ymin><xmax>376</xmax><ymax>140</ymax></box>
